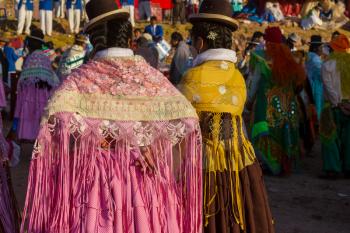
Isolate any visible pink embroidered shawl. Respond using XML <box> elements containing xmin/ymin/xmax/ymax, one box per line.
<box><xmin>21</xmin><ymin>55</ymin><xmax>202</xmax><ymax>233</ymax></box>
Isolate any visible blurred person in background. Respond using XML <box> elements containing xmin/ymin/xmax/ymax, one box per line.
<box><xmin>67</xmin><ymin>0</ymin><xmax>83</xmax><ymax>34</ymax></box>
<box><xmin>144</xmin><ymin>16</ymin><xmax>164</xmax><ymax>42</ymax></box>
<box><xmin>134</xmin><ymin>35</ymin><xmax>159</xmax><ymax>68</ymax></box>
<box><xmin>1</xmin><ymin>32</ymin><xmax>19</xmax><ymax>87</ymax></box>
<box><xmin>57</xmin><ymin>34</ymin><xmax>88</xmax><ymax>79</ymax></box>
<box><xmin>121</xmin><ymin>0</ymin><xmax>135</xmax><ymax>26</ymax></box>
<box><xmin>39</xmin><ymin>0</ymin><xmax>54</xmax><ymax>36</ymax></box>
<box><xmin>17</xmin><ymin>0</ymin><xmax>34</xmax><ymax>35</ymax></box>
<box><xmin>138</xmin><ymin>0</ymin><xmax>151</xmax><ymax>21</ymax></box>
<box><xmin>173</xmin><ymin>0</ymin><xmax>186</xmax><ymax>25</ymax></box>
<box><xmin>320</xmin><ymin>34</ymin><xmax>350</xmax><ymax>179</ymax></box>
<box><xmin>169</xmin><ymin>31</ymin><xmax>195</xmax><ymax>85</ymax></box>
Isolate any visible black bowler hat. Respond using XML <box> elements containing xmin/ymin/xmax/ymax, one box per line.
<box><xmin>27</xmin><ymin>28</ymin><xmax>45</xmax><ymax>43</ymax></box>
<box><xmin>309</xmin><ymin>35</ymin><xmax>324</xmax><ymax>45</ymax></box>
<box><xmin>189</xmin><ymin>0</ymin><xmax>238</xmax><ymax>31</ymax></box>
<box><xmin>84</xmin><ymin>0</ymin><xmax>130</xmax><ymax>33</ymax></box>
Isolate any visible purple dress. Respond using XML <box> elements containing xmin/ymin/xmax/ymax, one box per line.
<box><xmin>14</xmin><ymin>50</ymin><xmax>59</xmax><ymax>140</ymax></box>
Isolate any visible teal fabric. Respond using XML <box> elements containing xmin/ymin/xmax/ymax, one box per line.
<box><xmin>322</xmin><ymin>108</ymin><xmax>350</xmax><ymax>172</ymax></box>
<box><xmin>305</xmin><ymin>52</ymin><xmax>324</xmax><ymax>120</ymax></box>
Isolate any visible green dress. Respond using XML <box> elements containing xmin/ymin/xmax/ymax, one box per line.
<box><xmin>250</xmin><ymin>51</ymin><xmax>300</xmax><ymax>175</ymax></box>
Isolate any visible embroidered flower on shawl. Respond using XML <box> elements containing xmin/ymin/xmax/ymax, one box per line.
<box><xmin>167</xmin><ymin>121</ymin><xmax>187</xmax><ymax>145</ymax></box>
<box><xmin>232</xmin><ymin>95</ymin><xmax>239</xmax><ymax>106</ymax></box>
<box><xmin>133</xmin><ymin>122</ymin><xmax>154</xmax><ymax>146</ymax></box>
<box><xmin>69</xmin><ymin>114</ymin><xmax>87</xmax><ymax>137</ymax></box>
<box><xmin>218</xmin><ymin>85</ymin><xmax>227</xmax><ymax>95</ymax></box>
<box><xmin>220</xmin><ymin>61</ymin><xmax>229</xmax><ymax>70</ymax></box>
<box><xmin>207</xmin><ymin>31</ymin><xmax>218</xmax><ymax>41</ymax></box>
<box><xmin>99</xmin><ymin>120</ymin><xmax>120</xmax><ymax>139</ymax></box>
<box><xmin>193</xmin><ymin>94</ymin><xmax>201</xmax><ymax>103</ymax></box>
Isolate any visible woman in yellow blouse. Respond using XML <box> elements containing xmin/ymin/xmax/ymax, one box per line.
<box><xmin>179</xmin><ymin>0</ymin><xmax>275</xmax><ymax>232</ymax></box>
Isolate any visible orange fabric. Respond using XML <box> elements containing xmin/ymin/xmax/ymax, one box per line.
<box><xmin>330</xmin><ymin>34</ymin><xmax>350</xmax><ymax>52</ymax></box>
<box><xmin>266</xmin><ymin>43</ymin><xmax>306</xmax><ymax>87</ymax></box>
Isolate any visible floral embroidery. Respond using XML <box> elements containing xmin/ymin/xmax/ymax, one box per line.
<box><xmin>167</xmin><ymin>122</ymin><xmax>186</xmax><ymax>145</ymax></box>
<box><xmin>99</xmin><ymin>120</ymin><xmax>120</xmax><ymax>139</ymax></box>
<box><xmin>232</xmin><ymin>95</ymin><xmax>239</xmax><ymax>106</ymax></box>
<box><xmin>63</xmin><ymin>57</ymin><xmax>179</xmax><ymax>97</ymax></box>
<box><xmin>207</xmin><ymin>31</ymin><xmax>218</xmax><ymax>41</ymax></box>
<box><xmin>218</xmin><ymin>85</ymin><xmax>227</xmax><ymax>95</ymax></box>
<box><xmin>193</xmin><ymin>94</ymin><xmax>201</xmax><ymax>103</ymax></box>
<box><xmin>133</xmin><ymin>122</ymin><xmax>154</xmax><ymax>146</ymax></box>
<box><xmin>220</xmin><ymin>61</ymin><xmax>229</xmax><ymax>70</ymax></box>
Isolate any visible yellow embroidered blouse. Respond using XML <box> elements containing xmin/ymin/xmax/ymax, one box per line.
<box><xmin>179</xmin><ymin>60</ymin><xmax>257</xmax><ymax>230</ymax></box>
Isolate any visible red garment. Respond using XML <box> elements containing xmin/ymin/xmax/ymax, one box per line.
<box><xmin>9</xmin><ymin>37</ymin><xmax>23</xmax><ymax>50</ymax></box>
<box><xmin>152</xmin><ymin>0</ymin><xmax>172</xmax><ymax>9</ymax></box>
<box><xmin>134</xmin><ymin>0</ymin><xmax>173</xmax><ymax>9</ymax></box>
<box><xmin>115</xmin><ymin>0</ymin><xmax>121</xmax><ymax>8</ymax></box>
<box><xmin>255</xmin><ymin>0</ymin><xmax>305</xmax><ymax>16</ymax></box>
<box><xmin>278</xmin><ymin>0</ymin><xmax>303</xmax><ymax>16</ymax></box>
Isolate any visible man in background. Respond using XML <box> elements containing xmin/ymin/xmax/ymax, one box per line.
<box><xmin>121</xmin><ymin>0</ymin><xmax>135</xmax><ymax>26</ymax></box>
<box><xmin>67</xmin><ymin>0</ymin><xmax>83</xmax><ymax>34</ymax></box>
<box><xmin>17</xmin><ymin>0</ymin><xmax>34</xmax><ymax>35</ymax></box>
<box><xmin>138</xmin><ymin>0</ymin><xmax>151</xmax><ymax>21</ymax></box>
<box><xmin>144</xmin><ymin>16</ymin><xmax>163</xmax><ymax>42</ymax></box>
<box><xmin>169</xmin><ymin>31</ymin><xmax>195</xmax><ymax>85</ymax></box>
<box><xmin>173</xmin><ymin>0</ymin><xmax>186</xmax><ymax>25</ymax></box>
<box><xmin>39</xmin><ymin>0</ymin><xmax>54</xmax><ymax>36</ymax></box>
<box><xmin>57</xmin><ymin>34</ymin><xmax>87</xmax><ymax>79</ymax></box>
<box><xmin>134</xmin><ymin>35</ymin><xmax>159</xmax><ymax>68</ymax></box>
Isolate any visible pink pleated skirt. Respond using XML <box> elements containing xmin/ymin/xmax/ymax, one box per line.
<box><xmin>72</xmin><ymin>149</ymin><xmax>181</xmax><ymax>233</ymax></box>
<box><xmin>14</xmin><ymin>83</ymin><xmax>52</xmax><ymax>140</ymax></box>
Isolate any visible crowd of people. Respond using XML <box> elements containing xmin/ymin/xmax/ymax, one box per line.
<box><xmin>12</xmin><ymin>0</ymin><xmax>350</xmax><ymax>37</ymax></box>
<box><xmin>0</xmin><ymin>0</ymin><xmax>350</xmax><ymax>232</ymax></box>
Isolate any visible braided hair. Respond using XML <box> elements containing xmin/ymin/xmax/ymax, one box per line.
<box><xmin>191</xmin><ymin>21</ymin><xmax>233</xmax><ymax>49</ymax></box>
<box><xmin>89</xmin><ymin>18</ymin><xmax>133</xmax><ymax>57</ymax></box>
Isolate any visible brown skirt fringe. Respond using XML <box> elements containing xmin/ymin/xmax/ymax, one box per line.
<box><xmin>204</xmin><ymin>162</ymin><xmax>275</xmax><ymax>233</ymax></box>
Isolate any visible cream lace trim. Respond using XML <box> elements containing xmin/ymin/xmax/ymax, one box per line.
<box><xmin>42</xmin><ymin>91</ymin><xmax>198</xmax><ymax>123</ymax></box>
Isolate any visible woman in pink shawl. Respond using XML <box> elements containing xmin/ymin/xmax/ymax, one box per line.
<box><xmin>14</xmin><ymin>28</ymin><xmax>59</xmax><ymax>141</ymax></box>
<box><xmin>21</xmin><ymin>1</ymin><xmax>202</xmax><ymax>232</ymax></box>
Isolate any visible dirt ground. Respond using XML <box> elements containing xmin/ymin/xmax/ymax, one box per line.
<box><xmin>9</xmin><ymin>139</ymin><xmax>350</xmax><ymax>233</ymax></box>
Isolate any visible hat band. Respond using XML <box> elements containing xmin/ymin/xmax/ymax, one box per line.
<box><xmin>84</xmin><ymin>8</ymin><xmax>130</xmax><ymax>32</ymax></box>
<box><xmin>190</xmin><ymin>13</ymin><xmax>238</xmax><ymax>30</ymax></box>
<box><xmin>28</xmin><ymin>35</ymin><xmax>45</xmax><ymax>43</ymax></box>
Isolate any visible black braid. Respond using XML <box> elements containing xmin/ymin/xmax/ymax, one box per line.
<box><xmin>191</xmin><ymin>22</ymin><xmax>233</xmax><ymax>49</ymax></box>
<box><xmin>89</xmin><ymin>19</ymin><xmax>133</xmax><ymax>56</ymax></box>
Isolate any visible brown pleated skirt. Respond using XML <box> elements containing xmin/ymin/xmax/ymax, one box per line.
<box><xmin>204</xmin><ymin>162</ymin><xmax>275</xmax><ymax>233</ymax></box>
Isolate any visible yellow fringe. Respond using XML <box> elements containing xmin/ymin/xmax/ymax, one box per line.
<box><xmin>203</xmin><ymin>112</ymin><xmax>257</xmax><ymax>231</ymax></box>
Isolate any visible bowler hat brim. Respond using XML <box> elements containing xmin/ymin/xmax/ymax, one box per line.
<box><xmin>189</xmin><ymin>13</ymin><xmax>239</xmax><ymax>31</ymax></box>
<box><xmin>84</xmin><ymin>8</ymin><xmax>130</xmax><ymax>33</ymax></box>
<box><xmin>308</xmin><ymin>41</ymin><xmax>324</xmax><ymax>45</ymax></box>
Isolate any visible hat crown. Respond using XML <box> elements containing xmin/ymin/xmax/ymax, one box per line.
<box><xmin>86</xmin><ymin>0</ymin><xmax>119</xmax><ymax>22</ymax></box>
<box><xmin>199</xmin><ymin>0</ymin><xmax>233</xmax><ymax>18</ymax></box>
<box><xmin>31</xmin><ymin>28</ymin><xmax>45</xmax><ymax>40</ymax></box>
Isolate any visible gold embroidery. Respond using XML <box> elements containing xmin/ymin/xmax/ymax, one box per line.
<box><xmin>42</xmin><ymin>91</ymin><xmax>198</xmax><ymax>123</ymax></box>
